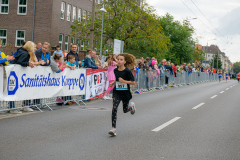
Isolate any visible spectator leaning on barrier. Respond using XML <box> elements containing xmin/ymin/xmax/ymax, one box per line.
<box><xmin>66</xmin><ymin>55</ymin><xmax>76</xmax><ymax>70</ymax></box>
<box><xmin>0</xmin><ymin>40</ymin><xmax>14</xmax><ymax>65</ymax></box>
<box><xmin>53</xmin><ymin>45</ymin><xmax>63</xmax><ymax>57</ymax></box>
<box><xmin>12</xmin><ymin>41</ymin><xmax>35</xmax><ymax>68</ymax></box>
<box><xmin>35</xmin><ymin>42</ymin><xmax>51</xmax><ymax>66</ymax></box>
<box><xmin>11</xmin><ymin>41</ymin><xmax>36</xmax><ymax>113</ymax></box>
<box><xmin>95</xmin><ymin>55</ymin><xmax>102</xmax><ymax>68</ymax></box>
<box><xmin>50</xmin><ymin>53</ymin><xmax>66</xmax><ymax>73</ymax></box>
<box><xmin>84</xmin><ymin>50</ymin><xmax>98</xmax><ymax>69</ymax></box>
<box><xmin>66</xmin><ymin>43</ymin><xmax>82</xmax><ymax>68</ymax></box>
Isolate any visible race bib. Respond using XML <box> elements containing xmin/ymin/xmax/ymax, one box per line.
<box><xmin>116</xmin><ymin>82</ymin><xmax>128</xmax><ymax>90</ymax></box>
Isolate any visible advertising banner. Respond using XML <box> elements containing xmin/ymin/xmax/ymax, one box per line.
<box><xmin>0</xmin><ymin>67</ymin><xmax>3</xmax><ymax>101</ymax></box>
<box><xmin>3</xmin><ymin>65</ymin><xmax>86</xmax><ymax>101</ymax></box>
<box><xmin>85</xmin><ymin>69</ymin><xmax>108</xmax><ymax>100</ymax></box>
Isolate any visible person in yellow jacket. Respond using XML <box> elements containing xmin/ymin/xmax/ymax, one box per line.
<box><xmin>0</xmin><ymin>39</ymin><xmax>14</xmax><ymax>66</ymax></box>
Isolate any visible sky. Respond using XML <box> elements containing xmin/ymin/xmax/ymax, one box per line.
<box><xmin>145</xmin><ymin>0</ymin><xmax>240</xmax><ymax>63</ymax></box>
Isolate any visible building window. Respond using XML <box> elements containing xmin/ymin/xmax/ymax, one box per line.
<box><xmin>88</xmin><ymin>12</ymin><xmax>91</xmax><ymax>21</ymax></box>
<box><xmin>16</xmin><ymin>30</ymin><xmax>25</xmax><ymax>47</ymax></box>
<box><xmin>0</xmin><ymin>29</ymin><xmax>7</xmax><ymax>45</ymax></box>
<box><xmin>208</xmin><ymin>55</ymin><xmax>210</xmax><ymax>57</ymax></box>
<box><xmin>0</xmin><ymin>0</ymin><xmax>9</xmax><ymax>14</ymax></box>
<box><xmin>72</xmin><ymin>6</ymin><xmax>76</xmax><ymax>22</ymax></box>
<box><xmin>83</xmin><ymin>10</ymin><xmax>86</xmax><ymax>21</ymax></box>
<box><xmin>71</xmin><ymin>37</ymin><xmax>74</xmax><ymax>45</ymax></box>
<box><xmin>59</xmin><ymin>34</ymin><xmax>63</xmax><ymax>49</ymax></box>
<box><xmin>18</xmin><ymin>0</ymin><xmax>27</xmax><ymax>15</ymax></box>
<box><xmin>77</xmin><ymin>8</ymin><xmax>81</xmax><ymax>22</ymax></box>
<box><xmin>81</xmin><ymin>41</ymin><xmax>84</xmax><ymax>50</ymax></box>
<box><xmin>65</xmin><ymin>35</ymin><xmax>69</xmax><ymax>51</ymax></box>
<box><xmin>61</xmin><ymin>2</ymin><xmax>65</xmax><ymax>19</ymax></box>
<box><xmin>76</xmin><ymin>38</ymin><xmax>80</xmax><ymax>51</ymax></box>
<box><xmin>67</xmin><ymin>4</ymin><xmax>71</xmax><ymax>21</ymax></box>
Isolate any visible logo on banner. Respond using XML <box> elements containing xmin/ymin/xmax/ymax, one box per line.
<box><xmin>79</xmin><ymin>73</ymin><xmax>85</xmax><ymax>90</ymax></box>
<box><xmin>94</xmin><ymin>73</ymin><xmax>102</xmax><ymax>85</ymax></box>
<box><xmin>8</xmin><ymin>71</ymin><xmax>18</xmax><ymax>95</ymax></box>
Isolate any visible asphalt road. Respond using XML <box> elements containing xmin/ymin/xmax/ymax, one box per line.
<box><xmin>0</xmin><ymin>80</ymin><xmax>240</xmax><ymax>160</ymax></box>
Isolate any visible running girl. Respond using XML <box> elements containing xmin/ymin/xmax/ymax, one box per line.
<box><xmin>218</xmin><ymin>70</ymin><xmax>222</xmax><ymax>82</ymax></box>
<box><xmin>108</xmin><ymin>53</ymin><xmax>136</xmax><ymax>136</ymax></box>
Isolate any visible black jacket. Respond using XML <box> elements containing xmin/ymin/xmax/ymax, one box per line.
<box><xmin>12</xmin><ymin>48</ymin><xmax>30</xmax><ymax>67</ymax></box>
<box><xmin>66</xmin><ymin>51</ymin><xmax>79</xmax><ymax>62</ymax></box>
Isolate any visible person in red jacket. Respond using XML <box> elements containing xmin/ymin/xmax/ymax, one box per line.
<box><xmin>237</xmin><ymin>72</ymin><xmax>240</xmax><ymax>83</ymax></box>
<box><xmin>172</xmin><ymin>63</ymin><xmax>177</xmax><ymax>77</ymax></box>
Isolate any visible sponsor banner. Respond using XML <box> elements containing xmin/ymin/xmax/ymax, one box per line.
<box><xmin>3</xmin><ymin>65</ymin><xmax>86</xmax><ymax>101</ymax></box>
<box><xmin>0</xmin><ymin>67</ymin><xmax>3</xmax><ymax>100</ymax></box>
<box><xmin>85</xmin><ymin>69</ymin><xmax>108</xmax><ymax>100</ymax></box>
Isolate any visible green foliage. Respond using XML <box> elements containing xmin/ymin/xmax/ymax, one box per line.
<box><xmin>159</xmin><ymin>13</ymin><xmax>195</xmax><ymax>64</ymax></box>
<box><xmin>193</xmin><ymin>48</ymin><xmax>205</xmax><ymax>64</ymax></box>
<box><xmin>70</xmin><ymin>0</ymin><xmax>196</xmax><ymax>63</ymax></box>
<box><xmin>233</xmin><ymin>62</ymin><xmax>240</xmax><ymax>74</ymax></box>
<box><xmin>210</xmin><ymin>52</ymin><xmax>222</xmax><ymax>69</ymax></box>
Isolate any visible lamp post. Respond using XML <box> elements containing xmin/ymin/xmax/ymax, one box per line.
<box><xmin>100</xmin><ymin>6</ymin><xmax>107</xmax><ymax>56</ymax></box>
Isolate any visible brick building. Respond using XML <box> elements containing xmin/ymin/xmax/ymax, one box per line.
<box><xmin>0</xmin><ymin>0</ymin><xmax>101</xmax><ymax>53</ymax></box>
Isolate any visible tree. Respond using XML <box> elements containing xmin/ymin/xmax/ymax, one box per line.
<box><xmin>210</xmin><ymin>53</ymin><xmax>222</xmax><ymax>69</ymax></box>
<box><xmin>193</xmin><ymin>47</ymin><xmax>205</xmax><ymax>64</ymax></box>
<box><xmin>159</xmin><ymin>14</ymin><xmax>195</xmax><ymax>64</ymax></box>
<box><xmin>233</xmin><ymin>62</ymin><xmax>240</xmax><ymax>74</ymax></box>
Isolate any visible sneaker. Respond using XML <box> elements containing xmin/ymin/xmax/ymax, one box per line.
<box><xmin>103</xmin><ymin>96</ymin><xmax>107</xmax><ymax>100</ymax></box>
<box><xmin>129</xmin><ymin>102</ymin><xmax>136</xmax><ymax>115</ymax></box>
<box><xmin>10</xmin><ymin>109</ymin><xmax>22</xmax><ymax>114</ymax></box>
<box><xmin>108</xmin><ymin>128</ymin><xmax>117</xmax><ymax>136</ymax></box>
<box><xmin>23</xmin><ymin>107</ymin><xmax>34</xmax><ymax>112</ymax></box>
<box><xmin>106</xmin><ymin>96</ymin><xmax>112</xmax><ymax>100</ymax></box>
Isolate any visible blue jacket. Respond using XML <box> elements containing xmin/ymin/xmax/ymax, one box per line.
<box><xmin>84</xmin><ymin>55</ymin><xmax>98</xmax><ymax>69</ymax></box>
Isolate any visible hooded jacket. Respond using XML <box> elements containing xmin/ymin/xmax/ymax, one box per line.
<box><xmin>12</xmin><ymin>48</ymin><xmax>30</xmax><ymax>67</ymax></box>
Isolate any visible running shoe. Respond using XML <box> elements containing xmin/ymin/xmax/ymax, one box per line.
<box><xmin>108</xmin><ymin>128</ymin><xmax>117</xmax><ymax>136</ymax></box>
<box><xmin>129</xmin><ymin>102</ymin><xmax>136</xmax><ymax>115</ymax></box>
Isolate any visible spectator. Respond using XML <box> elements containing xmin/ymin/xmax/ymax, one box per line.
<box><xmin>103</xmin><ymin>55</ymin><xmax>116</xmax><ymax>100</ymax></box>
<box><xmin>50</xmin><ymin>53</ymin><xmax>66</xmax><ymax>73</ymax></box>
<box><xmin>12</xmin><ymin>41</ymin><xmax>36</xmax><ymax>113</ymax></box>
<box><xmin>145</xmin><ymin>57</ymin><xmax>150</xmax><ymax>62</ymax></box>
<box><xmin>12</xmin><ymin>41</ymin><xmax>35</xmax><ymax>68</ymax></box>
<box><xmin>99</xmin><ymin>55</ymin><xmax>105</xmax><ymax>64</ymax></box>
<box><xmin>66</xmin><ymin>55</ymin><xmax>76</xmax><ymax>70</ymax></box>
<box><xmin>53</xmin><ymin>45</ymin><xmax>63</xmax><ymax>57</ymax></box>
<box><xmin>66</xmin><ymin>43</ymin><xmax>82</xmax><ymax>68</ymax></box>
<box><xmin>148</xmin><ymin>57</ymin><xmax>155</xmax><ymax>67</ymax></box>
<box><xmin>0</xmin><ymin>39</ymin><xmax>14</xmax><ymax>66</ymax></box>
<box><xmin>35</xmin><ymin>42</ymin><xmax>51</xmax><ymax>66</ymax></box>
<box><xmin>95</xmin><ymin>55</ymin><xmax>102</xmax><ymax>68</ymax></box>
<box><xmin>172</xmin><ymin>63</ymin><xmax>177</xmax><ymax>77</ymax></box>
<box><xmin>84</xmin><ymin>50</ymin><xmax>98</xmax><ymax>69</ymax></box>
<box><xmin>36</xmin><ymin>42</ymin><xmax>42</xmax><ymax>50</ymax></box>
<box><xmin>58</xmin><ymin>56</ymin><xmax>66</xmax><ymax>72</ymax></box>
<box><xmin>82</xmin><ymin>49</ymin><xmax>92</xmax><ymax>67</ymax></box>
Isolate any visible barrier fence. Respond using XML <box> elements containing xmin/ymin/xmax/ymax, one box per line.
<box><xmin>0</xmin><ymin>65</ymin><xmax>223</xmax><ymax>112</ymax></box>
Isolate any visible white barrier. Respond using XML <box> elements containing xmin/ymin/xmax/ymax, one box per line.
<box><xmin>85</xmin><ymin>69</ymin><xmax>108</xmax><ymax>100</ymax></box>
<box><xmin>0</xmin><ymin>66</ymin><xmax>3</xmax><ymax>101</ymax></box>
<box><xmin>3</xmin><ymin>65</ymin><xmax>86</xmax><ymax>101</ymax></box>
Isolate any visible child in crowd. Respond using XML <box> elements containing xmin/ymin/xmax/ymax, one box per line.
<box><xmin>66</xmin><ymin>55</ymin><xmax>76</xmax><ymax>70</ymax></box>
<box><xmin>53</xmin><ymin>45</ymin><xmax>63</xmax><ymax>57</ymax></box>
<box><xmin>108</xmin><ymin>53</ymin><xmax>136</xmax><ymax>136</ymax></box>
<box><xmin>58</xmin><ymin>56</ymin><xmax>66</xmax><ymax>72</ymax></box>
<box><xmin>103</xmin><ymin>55</ymin><xmax>116</xmax><ymax>100</ymax></box>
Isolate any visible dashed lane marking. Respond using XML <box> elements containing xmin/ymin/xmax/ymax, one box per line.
<box><xmin>152</xmin><ymin>117</ymin><xmax>181</xmax><ymax>132</ymax></box>
<box><xmin>192</xmin><ymin>103</ymin><xmax>205</xmax><ymax>110</ymax></box>
<box><xmin>220</xmin><ymin>91</ymin><xmax>224</xmax><ymax>93</ymax></box>
<box><xmin>226</xmin><ymin>88</ymin><xmax>229</xmax><ymax>90</ymax></box>
<box><xmin>211</xmin><ymin>95</ymin><xmax>218</xmax><ymax>99</ymax></box>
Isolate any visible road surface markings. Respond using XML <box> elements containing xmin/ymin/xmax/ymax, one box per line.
<box><xmin>192</xmin><ymin>103</ymin><xmax>205</xmax><ymax>110</ymax></box>
<box><xmin>226</xmin><ymin>88</ymin><xmax>229</xmax><ymax>90</ymax></box>
<box><xmin>152</xmin><ymin>117</ymin><xmax>181</xmax><ymax>132</ymax></box>
<box><xmin>220</xmin><ymin>91</ymin><xmax>224</xmax><ymax>93</ymax></box>
<box><xmin>230</xmin><ymin>86</ymin><xmax>233</xmax><ymax>88</ymax></box>
<box><xmin>211</xmin><ymin>95</ymin><xmax>218</xmax><ymax>99</ymax></box>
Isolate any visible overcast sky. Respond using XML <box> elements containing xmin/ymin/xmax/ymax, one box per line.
<box><xmin>146</xmin><ymin>0</ymin><xmax>240</xmax><ymax>63</ymax></box>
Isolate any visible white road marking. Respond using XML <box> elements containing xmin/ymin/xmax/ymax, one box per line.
<box><xmin>220</xmin><ymin>91</ymin><xmax>224</xmax><ymax>93</ymax></box>
<box><xmin>192</xmin><ymin>103</ymin><xmax>205</xmax><ymax>110</ymax></box>
<box><xmin>152</xmin><ymin>117</ymin><xmax>181</xmax><ymax>132</ymax></box>
<box><xmin>226</xmin><ymin>88</ymin><xmax>229</xmax><ymax>90</ymax></box>
<box><xmin>230</xmin><ymin>86</ymin><xmax>233</xmax><ymax>88</ymax></box>
<box><xmin>211</xmin><ymin>95</ymin><xmax>218</xmax><ymax>99</ymax></box>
